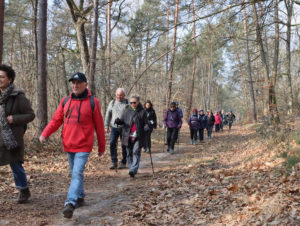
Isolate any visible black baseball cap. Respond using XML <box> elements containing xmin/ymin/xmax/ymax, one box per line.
<box><xmin>69</xmin><ymin>72</ymin><xmax>87</xmax><ymax>83</ymax></box>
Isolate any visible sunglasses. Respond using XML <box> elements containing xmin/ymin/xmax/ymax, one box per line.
<box><xmin>130</xmin><ymin>102</ymin><xmax>137</xmax><ymax>104</ymax></box>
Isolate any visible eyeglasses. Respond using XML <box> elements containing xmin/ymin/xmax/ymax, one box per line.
<box><xmin>130</xmin><ymin>102</ymin><xmax>137</xmax><ymax>104</ymax></box>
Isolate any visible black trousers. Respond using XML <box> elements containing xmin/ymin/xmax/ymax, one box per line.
<box><xmin>198</xmin><ymin>128</ymin><xmax>204</xmax><ymax>141</ymax></box>
<box><xmin>144</xmin><ymin>129</ymin><xmax>153</xmax><ymax>150</ymax></box>
<box><xmin>190</xmin><ymin>128</ymin><xmax>198</xmax><ymax>140</ymax></box>
<box><xmin>167</xmin><ymin>127</ymin><xmax>179</xmax><ymax>149</ymax></box>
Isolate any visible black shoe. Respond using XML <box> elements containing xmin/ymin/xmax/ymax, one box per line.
<box><xmin>17</xmin><ymin>188</ymin><xmax>31</xmax><ymax>204</ymax></box>
<box><xmin>129</xmin><ymin>171</ymin><xmax>135</xmax><ymax>178</ymax></box>
<box><xmin>77</xmin><ymin>198</ymin><xmax>85</xmax><ymax>208</ymax></box>
<box><xmin>63</xmin><ymin>203</ymin><xmax>75</xmax><ymax>218</ymax></box>
<box><xmin>109</xmin><ymin>163</ymin><xmax>117</xmax><ymax>170</ymax></box>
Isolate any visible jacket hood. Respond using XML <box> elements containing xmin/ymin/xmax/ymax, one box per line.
<box><xmin>10</xmin><ymin>84</ymin><xmax>25</xmax><ymax>96</ymax></box>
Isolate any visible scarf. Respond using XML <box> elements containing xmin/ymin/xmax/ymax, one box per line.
<box><xmin>0</xmin><ymin>83</ymin><xmax>18</xmax><ymax>151</ymax></box>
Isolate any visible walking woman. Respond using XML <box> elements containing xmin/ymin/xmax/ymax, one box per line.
<box><xmin>144</xmin><ymin>100</ymin><xmax>157</xmax><ymax>153</ymax></box>
<box><xmin>115</xmin><ymin>95</ymin><xmax>149</xmax><ymax>177</ymax></box>
<box><xmin>163</xmin><ymin>102</ymin><xmax>182</xmax><ymax>154</ymax></box>
<box><xmin>207</xmin><ymin>110</ymin><xmax>215</xmax><ymax>139</ymax></box>
<box><xmin>188</xmin><ymin>109</ymin><xmax>200</xmax><ymax>145</ymax></box>
<box><xmin>0</xmin><ymin>64</ymin><xmax>35</xmax><ymax>203</ymax></box>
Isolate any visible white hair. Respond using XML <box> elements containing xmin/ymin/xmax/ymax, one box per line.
<box><xmin>116</xmin><ymin>88</ymin><xmax>126</xmax><ymax>96</ymax></box>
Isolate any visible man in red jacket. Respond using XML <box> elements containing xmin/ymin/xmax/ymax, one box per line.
<box><xmin>39</xmin><ymin>72</ymin><xmax>105</xmax><ymax>218</ymax></box>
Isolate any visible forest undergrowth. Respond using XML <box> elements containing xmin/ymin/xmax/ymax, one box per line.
<box><xmin>0</xmin><ymin>120</ymin><xmax>300</xmax><ymax>225</ymax></box>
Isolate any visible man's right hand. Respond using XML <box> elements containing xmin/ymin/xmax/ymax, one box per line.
<box><xmin>39</xmin><ymin>135</ymin><xmax>46</xmax><ymax>143</ymax></box>
<box><xmin>106</xmin><ymin>127</ymin><xmax>110</xmax><ymax>134</ymax></box>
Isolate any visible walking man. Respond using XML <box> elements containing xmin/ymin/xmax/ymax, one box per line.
<box><xmin>104</xmin><ymin>88</ymin><xmax>129</xmax><ymax>170</ymax></box>
<box><xmin>39</xmin><ymin>72</ymin><xmax>106</xmax><ymax>218</ymax></box>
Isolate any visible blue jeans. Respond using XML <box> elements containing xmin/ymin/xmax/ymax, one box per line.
<box><xmin>127</xmin><ymin>140</ymin><xmax>141</xmax><ymax>174</ymax></box>
<box><xmin>9</xmin><ymin>161</ymin><xmax>28</xmax><ymax>189</ymax></box>
<box><xmin>65</xmin><ymin>152</ymin><xmax>90</xmax><ymax>207</ymax></box>
<box><xmin>110</xmin><ymin>127</ymin><xmax>127</xmax><ymax>164</ymax></box>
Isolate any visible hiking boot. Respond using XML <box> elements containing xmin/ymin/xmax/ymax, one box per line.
<box><xmin>129</xmin><ymin>171</ymin><xmax>135</xmax><ymax>178</ymax></box>
<box><xmin>17</xmin><ymin>188</ymin><xmax>31</xmax><ymax>204</ymax></box>
<box><xmin>169</xmin><ymin>148</ymin><xmax>174</xmax><ymax>154</ymax></box>
<box><xmin>118</xmin><ymin>162</ymin><xmax>127</xmax><ymax>169</ymax></box>
<box><xmin>193</xmin><ymin>140</ymin><xmax>197</xmax><ymax>145</ymax></box>
<box><xmin>109</xmin><ymin>162</ymin><xmax>117</xmax><ymax>170</ymax></box>
<box><xmin>190</xmin><ymin>139</ymin><xmax>193</xmax><ymax>144</ymax></box>
<box><xmin>63</xmin><ymin>203</ymin><xmax>75</xmax><ymax>218</ymax></box>
<box><xmin>77</xmin><ymin>198</ymin><xmax>85</xmax><ymax>208</ymax></box>
<box><xmin>145</xmin><ymin>148</ymin><xmax>150</xmax><ymax>153</ymax></box>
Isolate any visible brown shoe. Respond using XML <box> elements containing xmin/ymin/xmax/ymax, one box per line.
<box><xmin>17</xmin><ymin>188</ymin><xmax>31</xmax><ymax>204</ymax></box>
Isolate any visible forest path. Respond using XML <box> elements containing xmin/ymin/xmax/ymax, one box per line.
<box><xmin>1</xmin><ymin>124</ymin><xmax>299</xmax><ymax>225</ymax></box>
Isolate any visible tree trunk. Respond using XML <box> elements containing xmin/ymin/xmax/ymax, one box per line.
<box><xmin>285</xmin><ymin>0</ymin><xmax>294</xmax><ymax>114</ymax></box>
<box><xmin>0</xmin><ymin>0</ymin><xmax>5</xmax><ymax>64</ymax></box>
<box><xmin>242</xmin><ymin>1</ymin><xmax>257</xmax><ymax>122</ymax></box>
<box><xmin>106</xmin><ymin>0</ymin><xmax>111</xmax><ymax>94</ymax></box>
<box><xmin>166</xmin><ymin>0</ymin><xmax>179</xmax><ymax>107</ymax></box>
<box><xmin>37</xmin><ymin>0</ymin><xmax>48</xmax><ymax>133</ymax></box>
<box><xmin>186</xmin><ymin>0</ymin><xmax>196</xmax><ymax>118</ymax></box>
<box><xmin>88</xmin><ymin>0</ymin><xmax>99</xmax><ymax>95</ymax></box>
<box><xmin>165</xmin><ymin>0</ymin><xmax>170</xmax><ymax>106</ymax></box>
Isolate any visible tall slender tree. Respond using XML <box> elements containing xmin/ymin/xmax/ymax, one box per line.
<box><xmin>0</xmin><ymin>0</ymin><xmax>4</xmax><ymax>64</ymax></box>
<box><xmin>37</xmin><ymin>0</ymin><xmax>48</xmax><ymax>133</ymax></box>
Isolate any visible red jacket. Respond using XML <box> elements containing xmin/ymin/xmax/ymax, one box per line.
<box><xmin>41</xmin><ymin>89</ymin><xmax>106</xmax><ymax>154</ymax></box>
<box><xmin>214</xmin><ymin>113</ymin><xmax>222</xmax><ymax>125</ymax></box>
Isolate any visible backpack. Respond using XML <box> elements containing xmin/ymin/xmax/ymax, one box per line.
<box><xmin>62</xmin><ymin>95</ymin><xmax>95</xmax><ymax>118</ymax></box>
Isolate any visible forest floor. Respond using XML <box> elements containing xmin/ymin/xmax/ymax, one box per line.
<box><xmin>0</xmin><ymin>122</ymin><xmax>300</xmax><ymax>225</ymax></box>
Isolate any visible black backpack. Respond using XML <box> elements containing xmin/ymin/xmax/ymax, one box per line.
<box><xmin>62</xmin><ymin>95</ymin><xmax>95</xmax><ymax>118</ymax></box>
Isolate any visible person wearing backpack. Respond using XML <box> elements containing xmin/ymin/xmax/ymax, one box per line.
<box><xmin>163</xmin><ymin>102</ymin><xmax>182</xmax><ymax>154</ymax></box>
<box><xmin>0</xmin><ymin>65</ymin><xmax>35</xmax><ymax>204</ymax></box>
<box><xmin>143</xmin><ymin>100</ymin><xmax>157</xmax><ymax>153</ymax></box>
<box><xmin>104</xmin><ymin>88</ymin><xmax>129</xmax><ymax>170</ymax></box>
<box><xmin>39</xmin><ymin>72</ymin><xmax>105</xmax><ymax>219</ymax></box>
<box><xmin>188</xmin><ymin>109</ymin><xmax>200</xmax><ymax>145</ymax></box>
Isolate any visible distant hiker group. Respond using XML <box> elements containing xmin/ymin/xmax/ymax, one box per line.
<box><xmin>0</xmin><ymin>69</ymin><xmax>235</xmax><ymax>219</ymax></box>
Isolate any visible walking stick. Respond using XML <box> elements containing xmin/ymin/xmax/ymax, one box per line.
<box><xmin>149</xmin><ymin>148</ymin><xmax>155</xmax><ymax>177</ymax></box>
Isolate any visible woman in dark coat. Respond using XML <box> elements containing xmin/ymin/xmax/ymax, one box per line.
<box><xmin>207</xmin><ymin>110</ymin><xmax>215</xmax><ymax>139</ymax></box>
<box><xmin>115</xmin><ymin>95</ymin><xmax>148</xmax><ymax>177</ymax></box>
<box><xmin>143</xmin><ymin>100</ymin><xmax>157</xmax><ymax>153</ymax></box>
<box><xmin>188</xmin><ymin>109</ymin><xmax>200</xmax><ymax>145</ymax></box>
<box><xmin>163</xmin><ymin>102</ymin><xmax>182</xmax><ymax>154</ymax></box>
<box><xmin>0</xmin><ymin>64</ymin><xmax>35</xmax><ymax>203</ymax></box>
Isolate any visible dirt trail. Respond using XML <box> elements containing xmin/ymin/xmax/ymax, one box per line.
<box><xmin>0</xmin><ymin>124</ymin><xmax>299</xmax><ymax>225</ymax></box>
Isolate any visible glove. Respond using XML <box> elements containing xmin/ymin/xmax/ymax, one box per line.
<box><xmin>114</xmin><ymin>118</ymin><xmax>123</xmax><ymax>125</ymax></box>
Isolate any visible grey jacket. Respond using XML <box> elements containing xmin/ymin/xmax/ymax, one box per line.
<box><xmin>104</xmin><ymin>99</ymin><xmax>129</xmax><ymax>128</ymax></box>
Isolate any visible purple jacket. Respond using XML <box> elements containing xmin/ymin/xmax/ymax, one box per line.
<box><xmin>163</xmin><ymin>109</ymin><xmax>182</xmax><ymax>128</ymax></box>
<box><xmin>188</xmin><ymin>114</ymin><xmax>200</xmax><ymax>130</ymax></box>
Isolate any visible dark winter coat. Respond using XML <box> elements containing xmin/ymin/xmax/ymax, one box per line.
<box><xmin>188</xmin><ymin>114</ymin><xmax>201</xmax><ymax>130</ymax></box>
<box><xmin>0</xmin><ymin>86</ymin><xmax>35</xmax><ymax>166</ymax></box>
<box><xmin>163</xmin><ymin>109</ymin><xmax>182</xmax><ymax>129</ymax></box>
<box><xmin>207</xmin><ymin>115</ymin><xmax>215</xmax><ymax>127</ymax></box>
<box><xmin>120</xmin><ymin>103</ymin><xmax>148</xmax><ymax>148</ymax></box>
<box><xmin>198</xmin><ymin>114</ymin><xmax>208</xmax><ymax>129</ymax></box>
<box><xmin>145</xmin><ymin>108</ymin><xmax>157</xmax><ymax>130</ymax></box>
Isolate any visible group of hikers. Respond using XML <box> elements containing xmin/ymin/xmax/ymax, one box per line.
<box><xmin>0</xmin><ymin>67</ymin><xmax>235</xmax><ymax>219</ymax></box>
<box><xmin>187</xmin><ymin>109</ymin><xmax>236</xmax><ymax>145</ymax></box>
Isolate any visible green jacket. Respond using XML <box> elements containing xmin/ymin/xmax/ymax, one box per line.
<box><xmin>0</xmin><ymin>86</ymin><xmax>35</xmax><ymax>166</ymax></box>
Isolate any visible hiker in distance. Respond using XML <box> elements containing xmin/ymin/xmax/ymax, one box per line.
<box><xmin>143</xmin><ymin>100</ymin><xmax>157</xmax><ymax>153</ymax></box>
<box><xmin>225</xmin><ymin>110</ymin><xmax>236</xmax><ymax>131</ymax></box>
<box><xmin>198</xmin><ymin>109</ymin><xmax>207</xmax><ymax>143</ymax></box>
<box><xmin>114</xmin><ymin>95</ymin><xmax>149</xmax><ymax>178</ymax></box>
<box><xmin>163</xmin><ymin>102</ymin><xmax>182</xmax><ymax>154</ymax></box>
<box><xmin>207</xmin><ymin>110</ymin><xmax>215</xmax><ymax>139</ymax></box>
<box><xmin>188</xmin><ymin>109</ymin><xmax>201</xmax><ymax>145</ymax></box>
<box><xmin>39</xmin><ymin>72</ymin><xmax>106</xmax><ymax>218</ymax></box>
<box><xmin>104</xmin><ymin>88</ymin><xmax>129</xmax><ymax>170</ymax></box>
<box><xmin>0</xmin><ymin>64</ymin><xmax>35</xmax><ymax>204</ymax></box>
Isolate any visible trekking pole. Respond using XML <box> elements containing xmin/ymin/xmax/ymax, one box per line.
<box><xmin>149</xmin><ymin>148</ymin><xmax>155</xmax><ymax>177</ymax></box>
